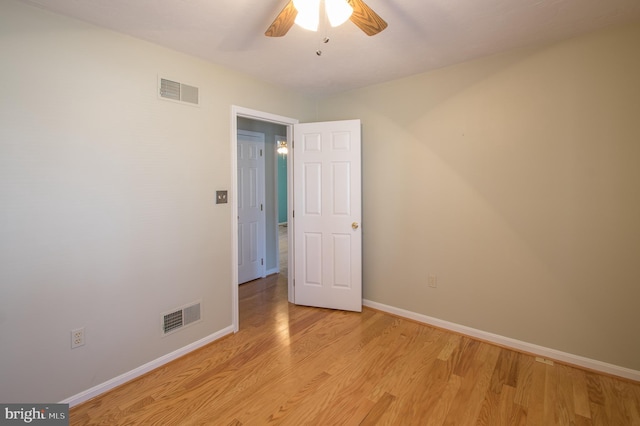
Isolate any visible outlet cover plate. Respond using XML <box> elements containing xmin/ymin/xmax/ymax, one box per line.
<box><xmin>71</xmin><ymin>327</ymin><xmax>85</xmax><ymax>349</ymax></box>
<box><xmin>216</xmin><ymin>190</ymin><xmax>228</xmax><ymax>204</ymax></box>
<box><xmin>428</xmin><ymin>275</ymin><xmax>437</xmax><ymax>288</ymax></box>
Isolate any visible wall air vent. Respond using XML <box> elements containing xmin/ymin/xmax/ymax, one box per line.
<box><xmin>162</xmin><ymin>301</ymin><xmax>202</xmax><ymax>335</ymax></box>
<box><xmin>159</xmin><ymin>78</ymin><xmax>199</xmax><ymax>105</ymax></box>
<box><xmin>183</xmin><ymin>302</ymin><xmax>201</xmax><ymax>326</ymax></box>
<box><xmin>163</xmin><ymin>310</ymin><xmax>183</xmax><ymax>334</ymax></box>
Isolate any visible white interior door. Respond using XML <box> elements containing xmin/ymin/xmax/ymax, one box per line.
<box><xmin>293</xmin><ymin>119</ymin><xmax>362</xmax><ymax>311</ymax></box>
<box><xmin>238</xmin><ymin>131</ymin><xmax>265</xmax><ymax>284</ymax></box>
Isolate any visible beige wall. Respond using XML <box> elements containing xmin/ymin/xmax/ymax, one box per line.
<box><xmin>0</xmin><ymin>0</ymin><xmax>314</xmax><ymax>403</ymax></box>
<box><xmin>2</xmin><ymin>0</ymin><xmax>639</xmax><ymax>405</ymax></box>
<box><xmin>317</xmin><ymin>23</ymin><xmax>640</xmax><ymax>371</ymax></box>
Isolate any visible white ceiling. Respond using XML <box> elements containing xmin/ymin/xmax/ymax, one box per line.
<box><xmin>19</xmin><ymin>0</ymin><xmax>640</xmax><ymax>98</ymax></box>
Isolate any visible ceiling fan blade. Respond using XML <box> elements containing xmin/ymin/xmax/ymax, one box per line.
<box><xmin>347</xmin><ymin>0</ymin><xmax>388</xmax><ymax>36</ymax></box>
<box><xmin>265</xmin><ymin>0</ymin><xmax>298</xmax><ymax>37</ymax></box>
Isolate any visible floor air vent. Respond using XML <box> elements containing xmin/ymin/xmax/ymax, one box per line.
<box><xmin>159</xmin><ymin>78</ymin><xmax>199</xmax><ymax>105</ymax></box>
<box><xmin>162</xmin><ymin>301</ymin><xmax>201</xmax><ymax>335</ymax></box>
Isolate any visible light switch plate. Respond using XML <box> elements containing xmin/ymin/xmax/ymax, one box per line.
<box><xmin>216</xmin><ymin>190</ymin><xmax>228</xmax><ymax>204</ymax></box>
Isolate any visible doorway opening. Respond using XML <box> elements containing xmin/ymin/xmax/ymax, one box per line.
<box><xmin>231</xmin><ymin>106</ymin><xmax>298</xmax><ymax>332</ymax></box>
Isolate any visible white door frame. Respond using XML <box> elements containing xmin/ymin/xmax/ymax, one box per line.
<box><xmin>231</xmin><ymin>106</ymin><xmax>298</xmax><ymax>332</ymax></box>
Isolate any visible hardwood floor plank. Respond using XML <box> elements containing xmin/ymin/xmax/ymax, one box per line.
<box><xmin>622</xmin><ymin>380</ymin><xmax>640</xmax><ymax>425</ymax></box>
<box><xmin>237</xmin><ymin>314</ymin><xmax>385</xmax><ymax>423</ymax></box>
<box><xmin>281</xmin><ymin>319</ymin><xmax>424</xmax><ymax>425</ymax></box>
<box><xmin>452</xmin><ymin>337</ymin><xmax>481</xmax><ymax>378</ymax></box>
<box><xmin>359</xmin><ymin>392</ymin><xmax>397</xmax><ymax>426</ymax></box>
<box><xmin>501</xmin><ymin>385</ymin><xmax>528</xmax><ymax>426</ymax></box>
<box><xmin>525</xmin><ymin>360</ymin><xmax>548</xmax><ymax>426</ymax></box>
<box><xmin>513</xmin><ymin>352</ymin><xmax>535</xmax><ymax>408</ymax></box>
<box><xmin>589</xmin><ymin>401</ymin><xmax>609</xmax><ymax>426</ymax></box>
<box><xmin>424</xmin><ymin>374</ymin><xmax>462</xmax><ymax>426</ymax></box>
<box><xmin>253</xmin><ymin>371</ymin><xmax>332</xmax><ymax>424</ymax></box>
<box><xmin>543</xmin><ymin>362</ymin><xmax>559</xmax><ymax>426</ymax></box>
<box><xmin>442</xmin><ymin>343</ymin><xmax>502</xmax><ymax>425</ymax></box>
<box><xmin>437</xmin><ymin>333</ymin><xmax>462</xmax><ymax>361</ymax></box>
<box><xmin>434</xmin><ymin>334</ymin><xmax>465</xmax><ymax>382</ymax></box>
<box><xmin>189</xmin><ymin>310</ymin><xmax>379</xmax><ymax>423</ymax></box>
<box><xmin>489</xmin><ymin>349</ymin><xmax>519</xmax><ymax>394</ymax></box>
<box><xmin>366</xmin><ymin>325</ymin><xmax>446</xmax><ymax>404</ymax></box>
<box><xmin>376</xmin><ymin>368</ymin><xmax>448</xmax><ymax>424</ymax></box>
<box><xmin>574</xmin><ymin>415</ymin><xmax>594</xmax><ymax>426</ymax></box>
<box><xmin>571</xmin><ymin>366</ymin><xmax>592</xmax><ymax>419</ymax></box>
<box><xmin>227</xmin><ymin>310</ymin><xmax>393</xmax><ymax>424</ymax></box>
<box><xmin>556</xmin><ymin>364</ymin><xmax>577</xmax><ymax>426</ymax></box>
<box><xmin>364</xmin><ymin>329</ymin><xmax>452</xmax><ymax>424</ymax></box>
<box><xmin>333</xmin><ymin>397</ymin><xmax>377</xmax><ymax>425</ymax></box>
<box><xmin>601</xmin><ymin>375</ymin><xmax>634</xmax><ymax>425</ymax></box>
<box><xmin>477</xmin><ymin>383</ymin><xmax>527</xmax><ymax>425</ymax></box>
<box><xmin>476</xmin><ymin>381</ymin><xmax>500</xmax><ymax>426</ymax></box>
<box><xmin>69</xmin><ymin>275</ymin><xmax>640</xmax><ymax>425</ymax></box>
<box><xmin>586</xmin><ymin>372</ymin><xmax>606</xmax><ymax>406</ymax></box>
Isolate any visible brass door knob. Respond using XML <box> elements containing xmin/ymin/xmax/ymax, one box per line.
<box><xmin>352</xmin><ymin>222</ymin><xmax>359</xmax><ymax>230</ymax></box>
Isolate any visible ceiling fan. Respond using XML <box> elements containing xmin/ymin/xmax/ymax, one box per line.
<box><xmin>265</xmin><ymin>0</ymin><xmax>388</xmax><ymax>37</ymax></box>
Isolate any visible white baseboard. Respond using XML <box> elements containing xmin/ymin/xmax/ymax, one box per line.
<box><xmin>363</xmin><ymin>299</ymin><xmax>640</xmax><ymax>382</ymax></box>
<box><xmin>266</xmin><ymin>267</ymin><xmax>279</xmax><ymax>276</ymax></box>
<box><xmin>61</xmin><ymin>325</ymin><xmax>235</xmax><ymax>407</ymax></box>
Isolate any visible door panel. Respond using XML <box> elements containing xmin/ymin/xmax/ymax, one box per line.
<box><xmin>293</xmin><ymin>120</ymin><xmax>362</xmax><ymax>312</ymax></box>
<box><xmin>304</xmin><ymin>163</ymin><xmax>322</xmax><ymax>215</ymax></box>
<box><xmin>238</xmin><ymin>131</ymin><xmax>265</xmax><ymax>284</ymax></box>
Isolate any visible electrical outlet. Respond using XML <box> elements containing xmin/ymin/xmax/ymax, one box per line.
<box><xmin>216</xmin><ymin>190</ymin><xmax>228</xmax><ymax>204</ymax></box>
<box><xmin>71</xmin><ymin>327</ymin><xmax>85</xmax><ymax>349</ymax></box>
<box><xmin>428</xmin><ymin>274</ymin><xmax>438</xmax><ymax>288</ymax></box>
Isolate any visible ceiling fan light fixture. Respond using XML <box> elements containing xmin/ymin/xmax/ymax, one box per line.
<box><xmin>265</xmin><ymin>0</ymin><xmax>387</xmax><ymax>38</ymax></box>
<box><xmin>293</xmin><ymin>0</ymin><xmax>321</xmax><ymax>31</ymax></box>
<box><xmin>326</xmin><ymin>0</ymin><xmax>353</xmax><ymax>27</ymax></box>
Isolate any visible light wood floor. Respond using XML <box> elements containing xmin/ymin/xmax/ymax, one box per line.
<box><xmin>70</xmin><ymin>272</ymin><xmax>640</xmax><ymax>425</ymax></box>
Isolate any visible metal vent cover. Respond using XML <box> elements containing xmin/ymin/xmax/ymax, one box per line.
<box><xmin>162</xmin><ymin>301</ymin><xmax>202</xmax><ymax>335</ymax></box>
<box><xmin>163</xmin><ymin>310</ymin><xmax>183</xmax><ymax>334</ymax></box>
<box><xmin>159</xmin><ymin>78</ymin><xmax>199</xmax><ymax>105</ymax></box>
<box><xmin>180</xmin><ymin>83</ymin><xmax>199</xmax><ymax>105</ymax></box>
<box><xmin>183</xmin><ymin>303</ymin><xmax>201</xmax><ymax>326</ymax></box>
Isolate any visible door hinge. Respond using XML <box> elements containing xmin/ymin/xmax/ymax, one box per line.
<box><xmin>260</xmin><ymin>149</ymin><xmax>263</xmax><ymax>157</ymax></box>
<box><xmin>260</xmin><ymin>203</ymin><xmax>263</xmax><ymax>211</ymax></box>
<box><xmin>261</xmin><ymin>258</ymin><xmax>264</xmax><ymax>266</ymax></box>
<box><xmin>292</xmin><ymin>210</ymin><xmax>295</xmax><ymax>218</ymax></box>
